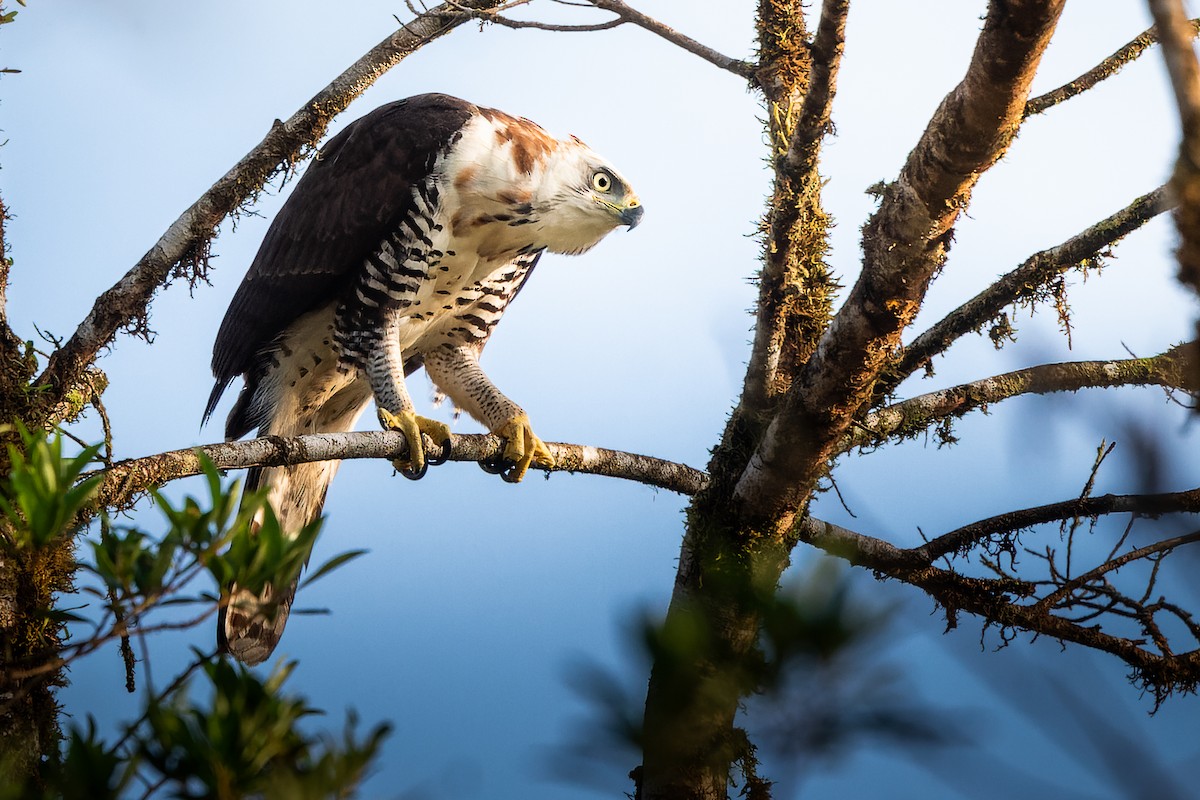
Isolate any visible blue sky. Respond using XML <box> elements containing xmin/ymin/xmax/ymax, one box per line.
<box><xmin>4</xmin><ymin>2</ymin><xmax>1200</xmax><ymax>797</ymax></box>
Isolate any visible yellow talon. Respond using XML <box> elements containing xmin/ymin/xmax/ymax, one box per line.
<box><xmin>493</xmin><ymin>413</ymin><xmax>555</xmax><ymax>483</ymax></box>
<box><xmin>379</xmin><ymin>408</ymin><xmax>451</xmax><ymax>478</ymax></box>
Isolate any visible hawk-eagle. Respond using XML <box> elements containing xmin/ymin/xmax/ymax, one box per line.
<box><xmin>205</xmin><ymin>93</ymin><xmax>642</xmax><ymax>664</ymax></box>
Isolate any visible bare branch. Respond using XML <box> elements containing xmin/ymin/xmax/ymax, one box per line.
<box><xmin>585</xmin><ymin>0</ymin><xmax>757</xmax><ymax>82</ymax></box>
<box><xmin>913</xmin><ymin>487</ymin><xmax>1200</xmax><ymax>563</ymax></box>
<box><xmin>1036</xmin><ymin>528</ymin><xmax>1200</xmax><ymax>614</ymax></box>
<box><xmin>883</xmin><ymin>185</ymin><xmax>1170</xmax><ymax>396</ymax></box>
<box><xmin>1025</xmin><ymin>19</ymin><xmax>1200</xmax><ymax>117</ymax></box>
<box><xmin>735</xmin><ymin>1</ymin><xmax>1068</xmax><ymax>531</ymax></box>
<box><xmin>446</xmin><ymin>0</ymin><xmax>625</xmax><ymax>31</ymax></box>
<box><xmin>798</xmin><ymin>514</ymin><xmax>1200</xmax><ymax>696</ymax></box>
<box><xmin>91</xmin><ymin>431</ymin><xmax>710</xmax><ymax>511</ymax></box>
<box><xmin>849</xmin><ymin>342</ymin><xmax>1199</xmax><ymax>450</ymax></box>
<box><xmin>30</xmin><ymin>0</ymin><xmax>507</xmax><ymax>427</ymax></box>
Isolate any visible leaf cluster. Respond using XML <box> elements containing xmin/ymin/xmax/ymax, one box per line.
<box><xmin>5</xmin><ymin>657</ymin><xmax>389</xmax><ymax>800</ymax></box>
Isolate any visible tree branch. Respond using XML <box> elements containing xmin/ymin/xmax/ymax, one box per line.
<box><xmin>912</xmin><ymin>486</ymin><xmax>1200</xmax><ymax>563</ymax></box>
<box><xmin>1024</xmin><ymin>19</ymin><xmax>1200</xmax><ymax>117</ymax></box>
<box><xmin>740</xmin><ymin>0</ymin><xmax>848</xmax><ymax>416</ymax></box>
<box><xmin>29</xmin><ymin>0</ymin><xmax>506</xmax><ymax>427</ymax></box>
<box><xmin>882</xmin><ymin>185</ymin><xmax>1171</xmax><ymax>393</ymax></box>
<box><xmin>734</xmin><ymin>0</ymin><xmax>1068</xmax><ymax>531</ymax></box>
<box><xmin>440</xmin><ymin>0</ymin><xmax>626</xmax><ymax>32</ymax></box>
<box><xmin>585</xmin><ymin>0</ymin><xmax>757</xmax><ymax>82</ymax></box>
<box><xmin>1035</xmin><ymin>528</ymin><xmax>1200</xmax><ymax>615</ymax></box>
<box><xmin>797</xmin><ymin>514</ymin><xmax>1200</xmax><ymax>697</ymax></box>
<box><xmin>91</xmin><ymin>431</ymin><xmax>709</xmax><ymax>511</ymax></box>
<box><xmin>782</xmin><ymin>0</ymin><xmax>848</xmax><ymax>176</ymax></box>
<box><xmin>849</xmin><ymin>342</ymin><xmax>1199</xmax><ymax>450</ymax></box>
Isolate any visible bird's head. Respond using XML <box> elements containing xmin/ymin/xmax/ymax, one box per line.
<box><xmin>534</xmin><ymin>136</ymin><xmax>643</xmax><ymax>255</ymax></box>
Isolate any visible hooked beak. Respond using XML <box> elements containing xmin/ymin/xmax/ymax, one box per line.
<box><xmin>620</xmin><ymin>202</ymin><xmax>644</xmax><ymax>230</ymax></box>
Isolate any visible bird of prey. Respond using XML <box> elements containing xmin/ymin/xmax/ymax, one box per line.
<box><xmin>204</xmin><ymin>93</ymin><xmax>643</xmax><ymax>664</ymax></box>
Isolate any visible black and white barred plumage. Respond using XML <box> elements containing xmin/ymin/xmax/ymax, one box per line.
<box><xmin>204</xmin><ymin>93</ymin><xmax>642</xmax><ymax>664</ymax></box>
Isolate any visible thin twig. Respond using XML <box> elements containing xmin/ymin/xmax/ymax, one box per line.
<box><xmin>913</xmin><ymin>487</ymin><xmax>1200</xmax><ymax>564</ymax></box>
<box><xmin>847</xmin><ymin>342</ymin><xmax>1198</xmax><ymax>452</ymax></box>
<box><xmin>734</xmin><ymin>1</ymin><xmax>1069</xmax><ymax>530</ymax></box>
<box><xmin>1037</xmin><ymin>529</ymin><xmax>1200</xmax><ymax>614</ymax></box>
<box><xmin>1064</xmin><ymin>441</ymin><xmax>1116</xmax><ymax>578</ymax></box>
<box><xmin>586</xmin><ymin>0</ymin><xmax>757</xmax><ymax>82</ymax></box>
<box><xmin>1025</xmin><ymin>19</ymin><xmax>1200</xmax><ymax>117</ymax></box>
<box><xmin>448</xmin><ymin>0</ymin><xmax>625</xmax><ymax>31</ymax></box>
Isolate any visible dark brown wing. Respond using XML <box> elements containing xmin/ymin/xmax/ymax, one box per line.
<box><xmin>204</xmin><ymin>93</ymin><xmax>477</xmax><ymax>423</ymax></box>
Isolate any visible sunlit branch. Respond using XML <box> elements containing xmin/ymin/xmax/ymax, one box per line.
<box><xmin>31</xmin><ymin>0</ymin><xmax>507</xmax><ymax>428</ymax></box>
<box><xmin>783</xmin><ymin>0</ymin><xmax>848</xmax><ymax>174</ymax></box>
<box><xmin>885</xmin><ymin>185</ymin><xmax>1170</xmax><ymax>393</ymax></box>
<box><xmin>91</xmin><ymin>431</ymin><xmax>710</xmax><ymax>511</ymax></box>
<box><xmin>741</xmin><ymin>0</ymin><xmax>846</xmax><ymax>414</ymax></box>
<box><xmin>1024</xmin><ymin>19</ymin><xmax>1200</xmax><ymax>117</ymax></box>
<box><xmin>848</xmin><ymin>342</ymin><xmax>1198</xmax><ymax>451</ymax></box>
<box><xmin>734</xmin><ymin>0</ymin><xmax>1068</xmax><ymax>529</ymax></box>
<box><xmin>912</xmin><ymin>486</ymin><xmax>1200</xmax><ymax>563</ymax></box>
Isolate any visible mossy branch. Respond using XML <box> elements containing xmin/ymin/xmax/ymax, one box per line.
<box><xmin>739</xmin><ymin>0</ymin><xmax>844</xmax><ymax>419</ymax></box>
<box><xmin>882</xmin><ymin>185</ymin><xmax>1171</xmax><ymax>396</ymax></box>
<box><xmin>734</xmin><ymin>1</ymin><xmax>1068</xmax><ymax>531</ymax></box>
<box><xmin>1024</xmin><ymin>18</ymin><xmax>1200</xmax><ymax>117</ymax></box>
<box><xmin>849</xmin><ymin>342</ymin><xmax>1198</xmax><ymax>451</ymax></box>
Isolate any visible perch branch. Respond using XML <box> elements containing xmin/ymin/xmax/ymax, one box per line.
<box><xmin>30</xmin><ymin>0</ymin><xmax>506</xmax><ymax>427</ymax></box>
<box><xmin>90</xmin><ymin>431</ymin><xmax>710</xmax><ymax>511</ymax></box>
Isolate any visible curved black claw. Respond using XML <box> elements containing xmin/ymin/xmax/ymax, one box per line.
<box><xmin>499</xmin><ymin>464</ymin><xmax>523</xmax><ymax>484</ymax></box>
<box><xmin>426</xmin><ymin>438</ymin><xmax>452</xmax><ymax>467</ymax></box>
<box><xmin>479</xmin><ymin>455</ymin><xmax>514</xmax><ymax>476</ymax></box>
<box><xmin>399</xmin><ymin>460</ymin><xmax>429</xmax><ymax>481</ymax></box>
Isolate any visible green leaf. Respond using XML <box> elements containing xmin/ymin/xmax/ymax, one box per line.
<box><xmin>300</xmin><ymin>548</ymin><xmax>367</xmax><ymax>589</ymax></box>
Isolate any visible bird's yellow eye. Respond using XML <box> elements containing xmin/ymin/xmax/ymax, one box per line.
<box><xmin>592</xmin><ymin>171</ymin><xmax>613</xmax><ymax>193</ymax></box>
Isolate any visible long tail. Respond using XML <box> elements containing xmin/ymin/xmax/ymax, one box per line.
<box><xmin>217</xmin><ymin>369</ymin><xmax>372</xmax><ymax>665</ymax></box>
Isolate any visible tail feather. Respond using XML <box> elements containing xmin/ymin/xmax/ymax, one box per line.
<box><xmin>218</xmin><ymin>580</ymin><xmax>297</xmax><ymax>666</ymax></box>
<box><xmin>217</xmin><ymin>362</ymin><xmax>372</xmax><ymax>664</ymax></box>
